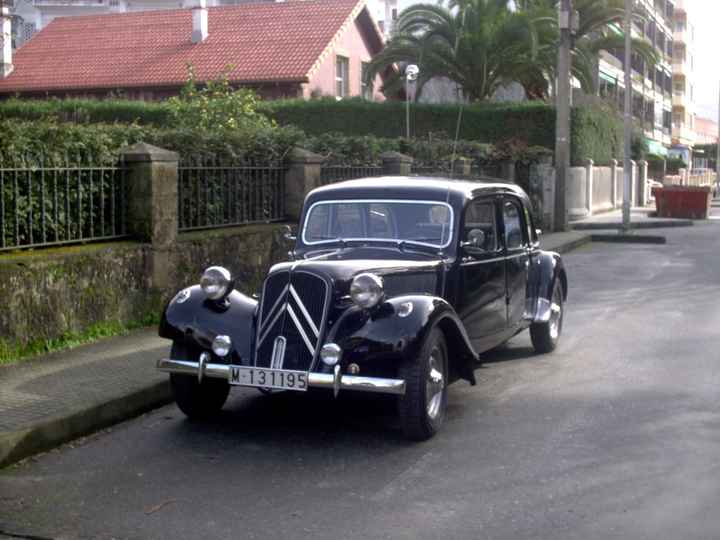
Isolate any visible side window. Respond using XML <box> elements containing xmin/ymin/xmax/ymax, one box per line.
<box><xmin>503</xmin><ymin>200</ymin><xmax>526</xmax><ymax>250</ymax></box>
<box><xmin>523</xmin><ymin>204</ymin><xmax>538</xmax><ymax>244</ymax></box>
<box><xmin>464</xmin><ymin>199</ymin><xmax>497</xmax><ymax>251</ymax></box>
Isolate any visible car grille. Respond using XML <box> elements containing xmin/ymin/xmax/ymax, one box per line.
<box><xmin>255</xmin><ymin>270</ymin><xmax>329</xmax><ymax>371</ymax></box>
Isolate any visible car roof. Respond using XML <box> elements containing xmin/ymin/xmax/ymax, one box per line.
<box><xmin>307</xmin><ymin>176</ymin><xmax>530</xmax><ymax>206</ymax></box>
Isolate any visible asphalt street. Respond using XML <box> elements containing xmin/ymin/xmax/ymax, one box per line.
<box><xmin>2</xmin><ymin>216</ymin><xmax>720</xmax><ymax>540</ymax></box>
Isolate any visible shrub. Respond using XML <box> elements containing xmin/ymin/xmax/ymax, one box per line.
<box><xmin>166</xmin><ymin>70</ymin><xmax>273</xmax><ymax>132</ymax></box>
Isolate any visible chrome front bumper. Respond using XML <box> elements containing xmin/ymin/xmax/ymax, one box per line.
<box><xmin>156</xmin><ymin>358</ymin><xmax>406</xmax><ymax>396</ymax></box>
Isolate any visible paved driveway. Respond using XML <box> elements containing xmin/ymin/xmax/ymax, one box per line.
<box><xmin>1</xmin><ymin>217</ymin><xmax>719</xmax><ymax>540</ymax></box>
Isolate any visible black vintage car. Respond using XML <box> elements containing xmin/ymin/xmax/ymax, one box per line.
<box><xmin>157</xmin><ymin>177</ymin><xmax>567</xmax><ymax>440</ymax></box>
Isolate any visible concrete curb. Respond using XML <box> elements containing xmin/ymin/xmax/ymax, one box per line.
<box><xmin>571</xmin><ymin>219</ymin><xmax>694</xmax><ymax>230</ymax></box>
<box><xmin>0</xmin><ymin>380</ymin><xmax>172</xmax><ymax>469</ymax></box>
<box><xmin>590</xmin><ymin>233</ymin><xmax>667</xmax><ymax>245</ymax></box>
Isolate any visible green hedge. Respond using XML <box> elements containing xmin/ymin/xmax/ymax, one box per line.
<box><xmin>0</xmin><ymin>97</ymin><xmax>172</xmax><ymax>125</ymax></box>
<box><xmin>261</xmin><ymin>98</ymin><xmax>557</xmax><ymax>148</ymax></box>
<box><xmin>262</xmin><ymin>98</ymin><xmax>646</xmax><ymax>166</ymax></box>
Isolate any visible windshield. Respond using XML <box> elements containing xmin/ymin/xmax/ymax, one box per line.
<box><xmin>302</xmin><ymin>199</ymin><xmax>454</xmax><ymax>248</ymax></box>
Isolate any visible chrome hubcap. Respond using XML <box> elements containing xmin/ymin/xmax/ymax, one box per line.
<box><xmin>549</xmin><ymin>286</ymin><xmax>563</xmax><ymax>340</ymax></box>
<box><xmin>426</xmin><ymin>347</ymin><xmax>445</xmax><ymax>420</ymax></box>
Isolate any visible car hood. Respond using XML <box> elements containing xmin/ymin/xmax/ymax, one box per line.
<box><xmin>269</xmin><ymin>246</ymin><xmax>445</xmax><ymax>298</ymax></box>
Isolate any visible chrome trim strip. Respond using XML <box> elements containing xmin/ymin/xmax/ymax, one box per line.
<box><xmin>301</xmin><ymin>199</ymin><xmax>455</xmax><ymax>249</ymax></box>
<box><xmin>157</xmin><ymin>359</ymin><xmax>406</xmax><ymax>396</ymax></box>
<box><xmin>270</xmin><ymin>336</ymin><xmax>287</xmax><ymax>369</ymax></box>
<box><xmin>258</xmin><ymin>283</ymin><xmax>289</xmax><ymax>334</ymax></box>
<box><xmin>289</xmin><ymin>284</ymin><xmax>320</xmax><ymax>338</ymax></box>
<box><xmin>286</xmin><ymin>304</ymin><xmax>315</xmax><ymax>357</ymax></box>
<box><xmin>257</xmin><ymin>302</ymin><xmax>286</xmax><ymax>347</ymax></box>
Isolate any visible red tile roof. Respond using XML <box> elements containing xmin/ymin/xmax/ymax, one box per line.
<box><xmin>0</xmin><ymin>0</ymin><xmax>374</xmax><ymax>93</ymax></box>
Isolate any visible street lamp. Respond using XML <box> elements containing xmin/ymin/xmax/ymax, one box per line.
<box><xmin>405</xmin><ymin>64</ymin><xmax>419</xmax><ymax>139</ymax></box>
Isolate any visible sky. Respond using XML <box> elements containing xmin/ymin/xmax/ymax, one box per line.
<box><xmin>369</xmin><ymin>0</ymin><xmax>720</xmax><ymax>122</ymax></box>
<box><xmin>686</xmin><ymin>0</ymin><xmax>719</xmax><ymax>121</ymax></box>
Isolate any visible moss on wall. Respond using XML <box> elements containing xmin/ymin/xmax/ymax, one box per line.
<box><xmin>0</xmin><ymin>224</ymin><xmax>288</xmax><ymax>358</ymax></box>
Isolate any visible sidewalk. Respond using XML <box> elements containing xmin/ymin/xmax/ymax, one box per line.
<box><xmin>570</xmin><ymin>206</ymin><xmax>694</xmax><ymax>230</ymax></box>
<box><xmin>0</xmin><ymin>231</ymin><xmax>592</xmax><ymax>468</ymax></box>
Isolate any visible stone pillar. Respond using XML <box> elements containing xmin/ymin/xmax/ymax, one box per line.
<box><xmin>380</xmin><ymin>151</ymin><xmax>413</xmax><ymax>176</ymax></box>
<box><xmin>120</xmin><ymin>142</ymin><xmax>179</xmax><ymax>290</ymax></box>
<box><xmin>585</xmin><ymin>158</ymin><xmax>594</xmax><ymax>216</ymax></box>
<box><xmin>452</xmin><ymin>157</ymin><xmax>472</xmax><ymax>177</ymax></box>
<box><xmin>610</xmin><ymin>159</ymin><xmax>618</xmax><ymax>208</ymax></box>
<box><xmin>530</xmin><ymin>161</ymin><xmax>555</xmax><ymax>231</ymax></box>
<box><xmin>679</xmin><ymin>168</ymin><xmax>687</xmax><ymax>187</ymax></box>
<box><xmin>500</xmin><ymin>160</ymin><xmax>516</xmax><ymax>183</ymax></box>
<box><xmin>638</xmin><ymin>160</ymin><xmax>648</xmax><ymax>206</ymax></box>
<box><xmin>284</xmin><ymin>148</ymin><xmax>324</xmax><ymax>222</ymax></box>
<box><xmin>630</xmin><ymin>160</ymin><xmax>637</xmax><ymax>207</ymax></box>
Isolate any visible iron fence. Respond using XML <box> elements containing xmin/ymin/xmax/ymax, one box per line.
<box><xmin>178</xmin><ymin>156</ymin><xmax>286</xmax><ymax>232</ymax></box>
<box><xmin>319</xmin><ymin>164</ymin><xmax>384</xmax><ymax>185</ymax></box>
<box><xmin>0</xmin><ymin>158</ymin><xmax>128</xmax><ymax>252</ymax></box>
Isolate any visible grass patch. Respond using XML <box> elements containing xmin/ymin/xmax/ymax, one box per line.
<box><xmin>0</xmin><ymin>312</ymin><xmax>161</xmax><ymax>366</ymax></box>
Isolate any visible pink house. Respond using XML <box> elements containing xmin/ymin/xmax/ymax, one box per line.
<box><xmin>0</xmin><ymin>0</ymin><xmax>387</xmax><ymax>101</ymax></box>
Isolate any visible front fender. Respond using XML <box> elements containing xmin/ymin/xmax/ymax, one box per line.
<box><xmin>530</xmin><ymin>251</ymin><xmax>567</xmax><ymax>323</ymax></box>
<box><xmin>159</xmin><ymin>286</ymin><xmax>258</xmax><ymax>365</ymax></box>
<box><xmin>326</xmin><ymin>296</ymin><xmax>478</xmax><ymax>384</ymax></box>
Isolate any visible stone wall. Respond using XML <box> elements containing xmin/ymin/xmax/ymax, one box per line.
<box><xmin>0</xmin><ymin>224</ymin><xmax>288</xmax><ymax>353</ymax></box>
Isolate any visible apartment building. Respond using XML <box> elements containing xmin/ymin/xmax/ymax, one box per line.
<box><xmin>597</xmin><ymin>0</ymin><xmax>676</xmax><ymax>158</ymax></box>
<box><xmin>669</xmin><ymin>0</ymin><xmax>696</xmax><ymax>165</ymax></box>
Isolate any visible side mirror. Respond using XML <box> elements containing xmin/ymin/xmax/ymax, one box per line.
<box><xmin>283</xmin><ymin>225</ymin><xmax>297</xmax><ymax>242</ymax></box>
<box><xmin>536</xmin><ymin>228</ymin><xmax>542</xmax><ymax>238</ymax></box>
<box><xmin>461</xmin><ymin>228</ymin><xmax>486</xmax><ymax>256</ymax></box>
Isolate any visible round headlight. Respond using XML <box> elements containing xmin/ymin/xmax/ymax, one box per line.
<box><xmin>200</xmin><ymin>266</ymin><xmax>233</xmax><ymax>301</ymax></box>
<box><xmin>320</xmin><ymin>343</ymin><xmax>342</xmax><ymax>366</ymax></box>
<box><xmin>350</xmin><ymin>273</ymin><xmax>384</xmax><ymax>309</ymax></box>
<box><xmin>212</xmin><ymin>335</ymin><xmax>232</xmax><ymax>357</ymax></box>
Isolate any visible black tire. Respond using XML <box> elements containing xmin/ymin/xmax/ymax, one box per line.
<box><xmin>169</xmin><ymin>342</ymin><xmax>230</xmax><ymax>420</ymax></box>
<box><xmin>530</xmin><ymin>280</ymin><xmax>564</xmax><ymax>354</ymax></box>
<box><xmin>397</xmin><ymin>327</ymin><xmax>448</xmax><ymax>441</ymax></box>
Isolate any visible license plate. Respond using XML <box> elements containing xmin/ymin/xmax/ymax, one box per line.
<box><xmin>228</xmin><ymin>365</ymin><xmax>308</xmax><ymax>392</ymax></box>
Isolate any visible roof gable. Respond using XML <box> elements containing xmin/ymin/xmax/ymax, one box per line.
<box><xmin>0</xmin><ymin>0</ymin><xmax>380</xmax><ymax>94</ymax></box>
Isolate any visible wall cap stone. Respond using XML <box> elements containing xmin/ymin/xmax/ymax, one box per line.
<box><xmin>584</xmin><ymin>158</ymin><xmax>594</xmax><ymax>166</ymax></box>
<box><xmin>288</xmin><ymin>147</ymin><xmax>324</xmax><ymax>164</ymax></box>
<box><xmin>380</xmin><ymin>151</ymin><xmax>414</xmax><ymax>164</ymax></box>
<box><xmin>120</xmin><ymin>143</ymin><xmax>179</xmax><ymax>163</ymax></box>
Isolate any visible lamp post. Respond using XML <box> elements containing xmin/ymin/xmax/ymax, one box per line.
<box><xmin>405</xmin><ymin>64</ymin><xmax>419</xmax><ymax>139</ymax></box>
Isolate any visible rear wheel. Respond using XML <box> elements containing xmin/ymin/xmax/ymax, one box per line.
<box><xmin>397</xmin><ymin>328</ymin><xmax>448</xmax><ymax>441</ymax></box>
<box><xmin>530</xmin><ymin>280</ymin><xmax>564</xmax><ymax>354</ymax></box>
<box><xmin>169</xmin><ymin>342</ymin><xmax>230</xmax><ymax>419</ymax></box>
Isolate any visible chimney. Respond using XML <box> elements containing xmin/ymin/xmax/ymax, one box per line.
<box><xmin>191</xmin><ymin>0</ymin><xmax>208</xmax><ymax>44</ymax></box>
<box><xmin>1</xmin><ymin>6</ymin><xmax>13</xmax><ymax>78</ymax></box>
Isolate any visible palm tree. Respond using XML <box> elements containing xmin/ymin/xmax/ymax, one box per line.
<box><xmin>517</xmin><ymin>0</ymin><xmax>659</xmax><ymax>94</ymax></box>
<box><xmin>365</xmin><ymin>0</ymin><xmax>549</xmax><ymax>102</ymax></box>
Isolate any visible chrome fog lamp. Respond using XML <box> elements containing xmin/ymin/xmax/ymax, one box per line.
<box><xmin>212</xmin><ymin>335</ymin><xmax>232</xmax><ymax>357</ymax></box>
<box><xmin>200</xmin><ymin>266</ymin><xmax>233</xmax><ymax>300</ymax></box>
<box><xmin>320</xmin><ymin>343</ymin><xmax>342</xmax><ymax>366</ymax></box>
<box><xmin>350</xmin><ymin>273</ymin><xmax>384</xmax><ymax>309</ymax></box>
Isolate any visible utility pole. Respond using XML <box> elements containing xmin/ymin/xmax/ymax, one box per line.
<box><xmin>716</xmin><ymin>81</ymin><xmax>719</xmax><ymax>192</ymax></box>
<box><xmin>554</xmin><ymin>0</ymin><xmax>572</xmax><ymax>232</ymax></box>
<box><xmin>622</xmin><ymin>0</ymin><xmax>633</xmax><ymax>232</ymax></box>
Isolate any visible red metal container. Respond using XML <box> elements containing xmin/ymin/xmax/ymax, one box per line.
<box><xmin>652</xmin><ymin>185</ymin><xmax>712</xmax><ymax>219</ymax></box>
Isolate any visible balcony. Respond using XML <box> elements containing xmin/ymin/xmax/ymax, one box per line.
<box><xmin>672</xmin><ymin>57</ymin><xmax>690</xmax><ymax>76</ymax></box>
<box><xmin>673</xmin><ymin>91</ymin><xmax>689</xmax><ymax>108</ymax></box>
<box><xmin>672</xmin><ymin>124</ymin><xmax>695</xmax><ymax>145</ymax></box>
<box><xmin>673</xmin><ymin>28</ymin><xmax>689</xmax><ymax>45</ymax></box>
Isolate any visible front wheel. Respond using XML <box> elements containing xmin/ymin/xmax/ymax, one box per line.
<box><xmin>169</xmin><ymin>342</ymin><xmax>230</xmax><ymax>420</ymax></box>
<box><xmin>397</xmin><ymin>328</ymin><xmax>448</xmax><ymax>441</ymax></box>
<box><xmin>530</xmin><ymin>280</ymin><xmax>564</xmax><ymax>354</ymax></box>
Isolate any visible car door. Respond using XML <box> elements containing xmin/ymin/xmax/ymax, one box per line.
<box><xmin>501</xmin><ymin>197</ymin><xmax>530</xmax><ymax>330</ymax></box>
<box><xmin>456</xmin><ymin>197</ymin><xmax>507</xmax><ymax>352</ymax></box>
